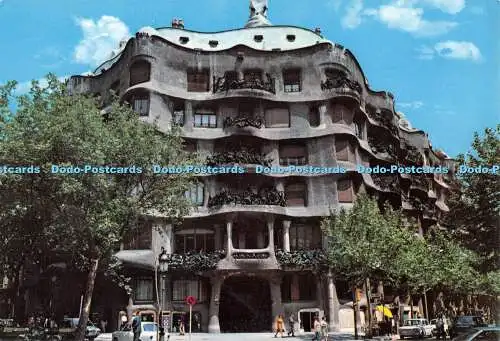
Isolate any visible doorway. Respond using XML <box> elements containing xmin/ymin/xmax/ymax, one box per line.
<box><xmin>299</xmin><ymin>310</ymin><xmax>320</xmax><ymax>332</ymax></box>
<box><xmin>219</xmin><ymin>276</ymin><xmax>271</xmax><ymax>332</ymax></box>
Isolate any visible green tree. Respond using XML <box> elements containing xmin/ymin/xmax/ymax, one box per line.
<box><xmin>0</xmin><ymin>75</ymin><xmax>196</xmax><ymax>341</ymax></box>
<box><xmin>444</xmin><ymin>125</ymin><xmax>500</xmax><ymax>273</ymax></box>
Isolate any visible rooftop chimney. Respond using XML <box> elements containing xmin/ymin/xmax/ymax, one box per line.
<box><xmin>314</xmin><ymin>27</ymin><xmax>322</xmax><ymax>34</ymax></box>
<box><xmin>172</xmin><ymin>18</ymin><xmax>178</xmax><ymax>28</ymax></box>
<box><xmin>245</xmin><ymin>0</ymin><xmax>271</xmax><ymax>28</ymax></box>
<box><xmin>178</xmin><ymin>19</ymin><xmax>184</xmax><ymax>29</ymax></box>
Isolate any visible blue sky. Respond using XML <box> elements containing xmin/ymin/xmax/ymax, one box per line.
<box><xmin>0</xmin><ymin>0</ymin><xmax>498</xmax><ymax>156</ymax></box>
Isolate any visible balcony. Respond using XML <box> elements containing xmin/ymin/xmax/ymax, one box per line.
<box><xmin>368</xmin><ymin>137</ymin><xmax>397</xmax><ymax>160</ymax></box>
<box><xmin>411</xmin><ymin>175</ymin><xmax>430</xmax><ymax>193</ymax></box>
<box><xmin>206</xmin><ymin>149</ymin><xmax>273</xmax><ymax>167</ymax></box>
<box><xmin>372</xmin><ymin>174</ymin><xmax>399</xmax><ymax>193</ymax></box>
<box><xmin>321</xmin><ymin>75</ymin><xmax>362</xmax><ymax>94</ymax></box>
<box><xmin>404</xmin><ymin>146</ymin><xmax>424</xmax><ymax>166</ymax></box>
<box><xmin>367</xmin><ymin>110</ymin><xmax>398</xmax><ymax>136</ymax></box>
<box><xmin>154</xmin><ymin>250</ymin><xmax>226</xmax><ymax>272</ymax></box>
<box><xmin>275</xmin><ymin>249</ymin><xmax>328</xmax><ymax>271</ymax></box>
<box><xmin>223</xmin><ymin>115</ymin><xmax>265</xmax><ymax>129</ymax></box>
<box><xmin>208</xmin><ymin>188</ymin><xmax>286</xmax><ymax>207</ymax></box>
<box><xmin>213</xmin><ymin>74</ymin><xmax>276</xmax><ymax>94</ymax></box>
<box><xmin>232</xmin><ymin>250</ymin><xmax>270</xmax><ymax>259</ymax></box>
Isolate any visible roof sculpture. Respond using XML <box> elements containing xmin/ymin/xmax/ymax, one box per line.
<box><xmin>245</xmin><ymin>0</ymin><xmax>271</xmax><ymax>28</ymax></box>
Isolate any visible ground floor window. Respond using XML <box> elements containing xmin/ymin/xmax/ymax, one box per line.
<box><xmin>134</xmin><ymin>278</ymin><xmax>154</xmax><ymax>302</ymax></box>
<box><xmin>171</xmin><ymin>280</ymin><xmax>208</xmax><ymax>302</ymax></box>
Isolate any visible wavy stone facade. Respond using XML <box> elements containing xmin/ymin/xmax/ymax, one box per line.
<box><xmin>69</xmin><ymin>5</ymin><xmax>454</xmax><ymax>334</ymax></box>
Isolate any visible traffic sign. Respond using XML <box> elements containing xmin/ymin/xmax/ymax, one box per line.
<box><xmin>185</xmin><ymin>296</ymin><xmax>197</xmax><ymax>306</ymax></box>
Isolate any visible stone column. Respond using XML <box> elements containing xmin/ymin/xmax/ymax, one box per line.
<box><xmin>269</xmin><ymin>275</ymin><xmax>284</xmax><ymax>330</ymax></box>
<box><xmin>164</xmin><ymin>224</ymin><xmax>173</xmax><ymax>254</ymax></box>
<box><xmin>270</xmin><ymin>141</ymin><xmax>280</xmax><ymax>167</ymax></box>
<box><xmin>153</xmin><ymin>222</ymin><xmax>173</xmax><ymax>255</ymax></box>
<box><xmin>184</xmin><ymin>100</ymin><xmax>194</xmax><ymax>132</ymax></box>
<box><xmin>226</xmin><ymin>220</ymin><xmax>233</xmax><ymax>257</ymax></box>
<box><xmin>282</xmin><ymin>220</ymin><xmax>291</xmax><ymax>252</ymax></box>
<box><xmin>276</xmin><ymin>179</ymin><xmax>285</xmax><ymax>192</ymax></box>
<box><xmin>208</xmin><ymin>276</ymin><xmax>223</xmax><ymax>333</ymax></box>
<box><xmin>267</xmin><ymin>216</ymin><xmax>275</xmax><ymax>250</ymax></box>
<box><xmin>319</xmin><ymin>103</ymin><xmax>328</xmax><ymax>125</ymax></box>
<box><xmin>327</xmin><ymin>270</ymin><xmax>340</xmax><ymax>331</ymax></box>
<box><xmin>316</xmin><ymin>275</ymin><xmax>325</xmax><ymax>311</ymax></box>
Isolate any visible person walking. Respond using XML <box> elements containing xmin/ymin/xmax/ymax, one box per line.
<box><xmin>320</xmin><ymin>317</ymin><xmax>328</xmax><ymax>341</ymax></box>
<box><xmin>274</xmin><ymin>314</ymin><xmax>284</xmax><ymax>338</ymax></box>
<box><xmin>312</xmin><ymin>317</ymin><xmax>321</xmax><ymax>341</ymax></box>
<box><xmin>179</xmin><ymin>319</ymin><xmax>185</xmax><ymax>336</ymax></box>
<box><xmin>287</xmin><ymin>314</ymin><xmax>295</xmax><ymax>337</ymax></box>
<box><xmin>131</xmin><ymin>313</ymin><xmax>141</xmax><ymax>341</ymax></box>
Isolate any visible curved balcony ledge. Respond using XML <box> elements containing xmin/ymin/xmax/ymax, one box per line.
<box><xmin>124</xmin><ymin>79</ymin><xmax>368</xmax><ymax>104</ymax></box>
<box><xmin>217</xmin><ymin>253</ymin><xmax>279</xmax><ymax>270</ymax></box>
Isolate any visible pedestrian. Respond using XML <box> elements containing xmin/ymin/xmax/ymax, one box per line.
<box><xmin>288</xmin><ymin>314</ymin><xmax>295</xmax><ymax>337</ymax></box>
<box><xmin>436</xmin><ymin>316</ymin><xmax>445</xmax><ymax>340</ymax></box>
<box><xmin>312</xmin><ymin>317</ymin><xmax>321</xmax><ymax>341</ymax></box>
<box><xmin>320</xmin><ymin>317</ymin><xmax>328</xmax><ymax>341</ymax></box>
<box><xmin>274</xmin><ymin>314</ymin><xmax>284</xmax><ymax>338</ymax></box>
<box><xmin>131</xmin><ymin>313</ymin><xmax>141</xmax><ymax>341</ymax></box>
<box><xmin>179</xmin><ymin>319</ymin><xmax>185</xmax><ymax>335</ymax></box>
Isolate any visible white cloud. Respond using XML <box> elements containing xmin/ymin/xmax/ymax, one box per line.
<box><xmin>421</xmin><ymin>0</ymin><xmax>465</xmax><ymax>14</ymax></box>
<box><xmin>329</xmin><ymin>0</ymin><xmax>344</xmax><ymax>11</ymax></box>
<box><xmin>73</xmin><ymin>16</ymin><xmax>130</xmax><ymax>66</ymax></box>
<box><xmin>434</xmin><ymin>41</ymin><xmax>482</xmax><ymax>61</ymax></box>
<box><xmin>365</xmin><ymin>4</ymin><xmax>457</xmax><ymax>36</ymax></box>
<box><xmin>417</xmin><ymin>41</ymin><xmax>482</xmax><ymax>62</ymax></box>
<box><xmin>14</xmin><ymin>76</ymin><xmax>69</xmax><ymax>95</ymax></box>
<box><xmin>338</xmin><ymin>0</ymin><xmax>461</xmax><ymax>36</ymax></box>
<box><xmin>398</xmin><ymin>101</ymin><xmax>424</xmax><ymax>109</ymax></box>
<box><xmin>341</xmin><ymin>0</ymin><xmax>364</xmax><ymax>28</ymax></box>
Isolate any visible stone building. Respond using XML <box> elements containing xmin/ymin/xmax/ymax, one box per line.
<box><xmin>68</xmin><ymin>0</ymin><xmax>455</xmax><ymax>333</ymax></box>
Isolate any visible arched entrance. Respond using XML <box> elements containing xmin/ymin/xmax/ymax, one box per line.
<box><xmin>219</xmin><ymin>276</ymin><xmax>272</xmax><ymax>332</ymax></box>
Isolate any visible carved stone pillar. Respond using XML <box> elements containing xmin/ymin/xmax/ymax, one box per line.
<box><xmin>282</xmin><ymin>220</ymin><xmax>291</xmax><ymax>252</ymax></box>
<box><xmin>327</xmin><ymin>270</ymin><xmax>340</xmax><ymax>331</ymax></box>
<box><xmin>270</xmin><ymin>141</ymin><xmax>280</xmax><ymax>167</ymax></box>
<box><xmin>208</xmin><ymin>276</ymin><xmax>223</xmax><ymax>333</ymax></box>
<box><xmin>153</xmin><ymin>223</ymin><xmax>173</xmax><ymax>255</ymax></box>
<box><xmin>269</xmin><ymin>275</ymin><xmax>284</xmax><ymax>330</ymax></box>
<box><xmin>184</xmin><ymin>101</ymin><xmax>194</xmax><ymax>132</ymax></box>
<box><xmin>319</xmin><ymin>104</ymin><xmax>327</xmax><ymax>125</ymax></box>
<box><xmin>226</xmin><ymin>220</ymin><xmax>233</xmax><ymax>257</ymax></box>
<box><xmin>275</xmin><ymin>179</ymin><xmax>285</xmax><ymax>193</ymax></box>
<box><xmin>267</xmin><ymin>216</ymin><xmax>275</xmax><ymax>250</ymax></box>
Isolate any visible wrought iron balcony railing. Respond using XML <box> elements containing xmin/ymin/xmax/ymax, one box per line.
<box><xmin>275</xmin><ymin>249</ymin><xmax>328</xmax><ymax>271</ymax></box>
<box><xmin>320</xmin><ymin>75</ymin><xmax>362</xmax><ymax>93</ymax></box>
<box><xmin>223</xmin><ymin>115</ymin><xmax>265</xmax><ymax>129</ymax></box>
<box><xmin>367</xmin><ymin>110</ymin><xmax>398</xmax><ymax>136</ymax></box>
<box><xmin>208</xmin><ymin>188</ymin><xmax>286</xmax><ymax>207</ymax></box>
<box><xmin>411</xmin><ymin>175</ymin><xmax>430</xmax><ymax>191</ymax></box>
<box><xmin>404</xmin><ymin>146</ymin><xmax>424</xmax><ymax>166</ymax></box>
<box><xmin>232</xmin><ymin>251</ymin><xmax>270</xmax><ymax>259</ymax></box>
<box><xmin>213</xmin><ymin>74</ymin><xmax>276</xmax><ymax>94</ymax></box>
<box><xmin>368</xmin><ymin>137</ymin><xmax>397</xmax><ymax>159</ymax></box>
<box><xmin>206</xmin><ymin>149</ymin><xmax>273</xmax><ymax>167</ymax></box>
<box><xmin>372</xmin><ymin>174</ymin><xmax>400</xmax><ymax>193</ymax></box>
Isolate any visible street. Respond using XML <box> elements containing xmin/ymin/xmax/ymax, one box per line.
<box><xmin>94</xmin><ymin>332</ymin><xmax>401</xmax><ymax>341</ymax></box>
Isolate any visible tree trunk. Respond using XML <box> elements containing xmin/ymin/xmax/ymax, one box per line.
<box><xmin>365</xmin><ymin>278</ymin><xmax>373</xmax><ymax>338</ymax></box>
<box><xmin>74</xmin><ymin>258</ymin><xmax>99</xmax><ymax>341</ymax></box>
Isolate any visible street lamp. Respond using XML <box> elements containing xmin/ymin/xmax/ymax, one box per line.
<box><xmin>157</xmin><ymin>247</ymin><xmax>169</xmax><ymax>341</ymax></box>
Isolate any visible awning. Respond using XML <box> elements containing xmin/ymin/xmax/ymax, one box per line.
<box><xmin>376</xmin><ymin>305</ymin><xmax>393</xmax><ymax>318</ymax></box>
<box><xmin>114</xmin><ymin>250</ymin><xmax>155</xmax><ymax>269</ymax></box>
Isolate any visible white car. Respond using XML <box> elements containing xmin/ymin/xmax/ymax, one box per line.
<box><xmin>399</xmin><ymin>318</ymin><xmax>434</xmax><ymax>339</ymax></box>
<box><xmin>112</xmin><ymin>322</ymin><xmax>168</xmax><ymax>341</ymax></box>
<box><xmin>61</xmin><ymin>318</ymin><xmax>101</xmax><ymax>339</ymax></box>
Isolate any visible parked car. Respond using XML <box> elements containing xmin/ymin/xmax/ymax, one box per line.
<box><xmin>61</xmin><ymin>318</ymin><xmax>101</xmax><ymax>340</ymax></box>
<box><xmin>450</xmin><ymin>316</ymin><xmax>486</xmax><ymax>337</ymax></box>
<box><xmin>430</xmin><ymin>317</ymin><xmax>452</xmax><ymax>338</ymax></box>
<box><xmin>451</xmin><ymin>327</ymin><xmax>500</xmax><ymax>341</ymax></box>
<box><xmin>399</xmin><ymin>318</ymin><xmax>435</xmax><ymax>339</ymax></box>
<box><xmin>112</xmin><ymin>322</ymin><xmax>167</xmax><ymax>341</ymax></box>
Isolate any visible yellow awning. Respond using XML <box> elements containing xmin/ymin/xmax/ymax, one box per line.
<box><xmin>376</xmin><ymin>305</ymin><xmax>393</xmax><ymax>318</ymax></box>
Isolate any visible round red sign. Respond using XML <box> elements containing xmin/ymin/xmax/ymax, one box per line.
<box><xmin>185</xmin><ymin>295</ymin><xmax>197</xmax><ymax>306</ymax></box>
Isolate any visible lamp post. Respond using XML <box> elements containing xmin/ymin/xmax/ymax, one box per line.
<box><xmin>158</xmin><ymin>247</ymin><xmax>169</xmax><ymax>341</ymax></box>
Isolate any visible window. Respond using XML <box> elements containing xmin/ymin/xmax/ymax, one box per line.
<box><xmin>185</xmin><ymin>182</ymin><xmax>204</xmax><ymax>206</ymax></box>
<box><xmin>135</xmin><ymin>278</ymin><xmax>154</xmax><ymax>301</ymax></box>
<box><xmin>172</xmin><ymin>101</ymin><xmax>185</xmax><ymax>126</ymax></box>
<box><xmin>325</xmin><ymin>68</ymin><xmax>346</xmax><ymax>80</ymax></box>
<box><xmin>183</xmin><ymin>140</ymin><xmax>197</xmax><ymax>153</ymax></box>
<box><xmin>355</xmin><ymin>120</ymin><xmax>364</xmax><ymax>139</ymax></box>
<box><xmin>129</xmin><ymin>60</ymin><xmax>151</xmax><ymax>86</ymax></box>
<box><xmin>338</xmin><ymin>179</ymin><xmax>354</xmax><ymax>203</ymax></box>
<box><xmin>194</xmin><ymin>110</ymin><xmax>217</xmax><ymax>128</ymax></box>
<box><xmin>124</xmin><ymin>220</ymin><xmax>152</xmax><ymax>250</ymax></box>
<box><xmin>254</xmin><ymin>35</ymin><xmax>263</xmax><ymax>42</ymax></box>
<box><xmin>283</xmin><ymin>69</ymin><xmax>301</xmax><ymax>92</ymax></box>
<box><xmin>335</xmin><ymin>139</ymin><xmax>355</xmax><ymax>162</ymax></box>
<box><xmin>331</xmin><ymin>104</ymin><xmax>353</xmax><ymax>125</ymax></box>
<box><xmin>298</xmin><ymin>273</ymin><xmax>316</xmax><ymax>300</ymax></box>
<box><xmin>174</xmin><ymin>228</ymin><xmax>215</xmax><ymax>253</ymax></box>
<box><xmin>172</xmin><ymin>280</ymin><xmax>208</xmax><ymax>302</ymax></box>
<box><xmin>309</xmin><ymin>105</ymin><xmax>320</xmax><ymax>127</ymax></box>
<box><xmin>243</xmin><ymin>69</ymin><xmax>262</xmax><ymax>82</ymax></box>
<box><xmin>187</xmin><ymin>69</ymin><xmax>210</xmax><ymax>92</ymax></box>
<box><xmin>131</xmin><ymin>94</ymin><xmax>149</xmax><ymax>117</ymax></box>
<box><xmin>289</xmin><ymin>224</ymin><xmax>321</xmax><ymax>250</ymax></box>
<box><xmin>286</xmin><ymin>34</ymin><xmax>296</xmax><ymax>42</ymax></box>
<box><xmin>286</xmin><ymin>182</ymin><xmax>307</xmax><ymax>206</ymax></box>
<box><xmin>265</xmin><ymin>106</ymin><xmax>290</xmax><ymax>128</ymax></box>
<box><xmin>280</xmin><ymin>144</ymin><xmax>307</xmax><ymax>165</ymax></box>
<box><xmin>281</xmin><ymin>275</ymin><xmax>293</xmax><ymax>302</ymax></box>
